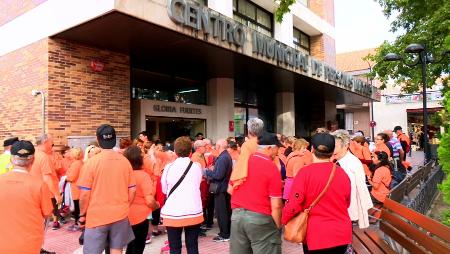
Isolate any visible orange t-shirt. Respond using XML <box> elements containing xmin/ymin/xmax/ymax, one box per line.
<box><xmin>229</xmin><ymin>149</ymin><xmax>240</xmax><ymax>162</ymax></box>
<box><xmin>0</xmin><ymin>171</ymin><xmax>53</xmax><ymax>253</ymax></box>
<box><xmin>30</xmin><ymin>149</ymin><xmax>59</xmax><ymax>197</ymax></box>
<box><xmin>66</xmin><ymin>160</ymin><xmax>83</xmax><ymax>200</ymax></box>
<box><xmin>142</xmin><ymin>155</ymin><xmax>154</xmax><ymax>177</ymax></box>
<box><xmin>191</xmin><ymin>152</ymin><xmax>207</xmax><ymax>169</ymax></box>
<box><xmin>129</xmin><ymin>170</ymin><xmax>155</xmax><ymax>225</ymax></box>
<box><xmin>371</xmin><ymin>166</ymin><xmax>392</xmax><ymax>203</ymax></box>
<box><xmin>77</xmin><ymin>150</ymin><xmax>136</xmax><ymax>228</ymax></box>
<box><xmin>285</xmin><ymin>150</ymin><xmax>313</xmax><ymax>178</ymax></box>
<box><xmin>59</xmin><ymin>157</ymin><xmax>72</xmax><ymax>178</ymax></box>
<box><xmin>374</xmin><ymin>143</ymin><xmax>392</xmax><ymax>158</ymax></box>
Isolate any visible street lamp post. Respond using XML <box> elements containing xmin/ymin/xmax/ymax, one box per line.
<box><xmin>384</xmin><ymin>44</ymin><xmax>449</xmax><ymax>162</ymax></box>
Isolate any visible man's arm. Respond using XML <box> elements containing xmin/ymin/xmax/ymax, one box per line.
<box><xmin>205</xmin><ymin>156</ymin><xmax>227</xmax><ymax>181</ymax></box>
<box><xmin>79</xmin><ymin>189</ymin><xmax>91</xmax><ymax>218</ymax></box>
<box><xmin>398</xmin><ymin>148</ymin><xmax>405</xmax><ymax>163</ymax></box>
<box><xmin>43</xmin><ymin>174</ymin><xmax>61</xmax><ymax>203</ymax></box>
<box><xmin>271</xmin><ymin>198</ymin><xmax>283</xmax><ymax>229</ymax></box>
<box><xmin>128</xmin><ymin>187</ymin><xmax>136</xmax><ymax>205</ymax></box>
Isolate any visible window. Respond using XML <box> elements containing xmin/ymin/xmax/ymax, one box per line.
<box><xmin>233</xmin><ymin>0</ymin><xmax>273</xmax><ymax>37</ymax></box>
<box><xmin>293</xmin><ymin>27</ymin><xmax>310</xmax><ymax>53</ymax></box>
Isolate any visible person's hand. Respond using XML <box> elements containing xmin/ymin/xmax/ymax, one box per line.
<box><xmin>79</xmin><ymin>216</ymin><xmax>86</xmax><ymax>228</ymax></box>
<box><xmin>55</xmin><ymin>194</ymin><xmax>62</xmax><ymax>204</ymax></box>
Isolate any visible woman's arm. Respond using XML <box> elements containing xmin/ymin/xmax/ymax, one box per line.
<box><xmin>281</xmin><ymin>173</ymin><xmax>306</xmax><ymax>225</ymax></box>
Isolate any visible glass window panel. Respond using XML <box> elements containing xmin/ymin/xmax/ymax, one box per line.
<box><xmin>234</xmin><ymin>107</ymin><xmax>246</xmax><ymax>137</ymax></box>
<box><xmin>293</xmin><ymin>28</ymin><xmax>301</xmax><ymax>45</ymax></box>
<box><xmin>244</xmin><ymin>2</ymin><xmax>256</xmax><ymax>19</ymax></box>
<box><xmin>257</xmin><ymin>9</ymin><xmax>271</xmax><ymax>29</ymax></box>
<box><xmin>300</xmin><ymin>33</ymin><xmax>309</xmax><ymax>49</ymax></box>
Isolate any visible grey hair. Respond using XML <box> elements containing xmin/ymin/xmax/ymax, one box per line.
<box><xmin>247</xmin><ymin>118</ymin><xmax>264</xmax><ymax>136</ymax></box>
<box><xmin>216</xmin><ymin>139</ymin><xmax>228</xmax><ymax>150</ymax></box>
<box><xmin>203</xmin><ymin>139</ymin><xmax>211</xmax><ymax>145</ymax></box>
<box><xmin>36</xmin><ymin>133</ymin><xmax>51</xmax><ymax>145</ymax></box>
<box><xmin>11</xmin><ymin>155</ymin><xmax>34</xmax><ymax>167</ymax></box>
<box><xmin>331</xmin><ymin>129</ymin><xmax>351</xmax><ymax>147</ymax></box>
<box><xmin>193</xmin><ymin>140</ymin><xmax>205</xmax><ymax>150</ymax></box>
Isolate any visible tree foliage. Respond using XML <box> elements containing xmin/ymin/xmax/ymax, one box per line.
<box><xmin>275</xmin><ymin>0</ymin><xmax>297</xmax><ymax>22</ymax></box>
<box><xmin>365</xmin><ymin>0</ymin><xmax>450</xmax><ymax>93</ymax></box>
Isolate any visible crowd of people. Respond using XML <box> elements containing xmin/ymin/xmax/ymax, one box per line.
<box><xmin>0</xmin><ymin>118</ymin><xmax>413</xmax><ymax>254</ymax></box>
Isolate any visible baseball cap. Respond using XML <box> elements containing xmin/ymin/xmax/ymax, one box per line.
<box><xmin>393</xmin><ymin>126</ymin><xmax>402</xmax><ymax>132</ymax></box>
<box><xmin>3</xmin><ymin>137</ymin><xmax>19</xmax><ymax>147</ymax></box>
<box><xmin>96</xmin><ymin>124</ymin><xmax>116</xmax><ymax>149</ymax></box>
<box><xmin>311</xmin><ymin>133</ymin><xmax>335</xmax><ymax>154</ymax></box>
<box><xmin>11</xmin><ymin>140</ymin><xmax>35</xmax><ymax>158</ymax></box>
<box><xmin>258</xmin><ymin>132</ymin><xmax>285</xmax><ymax>148</ymax></box>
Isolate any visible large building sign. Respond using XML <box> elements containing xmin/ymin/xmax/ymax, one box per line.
<box><xmin>167</xmin><ymin>0</ymin><xmax>373</xmax><ymax>98</ymax></box>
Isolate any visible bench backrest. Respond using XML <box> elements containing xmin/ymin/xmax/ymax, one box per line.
<box><xmin>389</xmin><ymin>179</ymin><xmax>407</xmax><ymax>202</ymax></box>
<box><xmin>421</xmin><ymin>162</ymin><xmax>433</xmax><ymax>182</ymax></box>
<box><xmin>380</xmin><ymin>198</ymin><xmax>450</xmax><ymax>253</ymax></box>
<box><xmin>406</xmin><ymin>169</ymin><xmax>422</xmax><ymax>194</ymax></box>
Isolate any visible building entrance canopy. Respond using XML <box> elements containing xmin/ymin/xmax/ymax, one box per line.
<box><xmin>55</xmin><ymin>9</ymin><xmax>374</xmax><ymax>107</ymax></box>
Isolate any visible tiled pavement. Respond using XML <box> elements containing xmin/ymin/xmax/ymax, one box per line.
<box><xmin>45</xmin><ymin>222</ymin><xmax>302</xmax><ymax>254</ymax></box>
<box><xmin>44</xmin><ymin>151</ymin><xmax>425</xmax><ymax>254</ymax></box>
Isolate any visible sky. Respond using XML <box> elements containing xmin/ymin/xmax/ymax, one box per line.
<box><xmin>334</xmin><ymin>0</ymin><xmax>398</xmax><ymax>53</ymax></box>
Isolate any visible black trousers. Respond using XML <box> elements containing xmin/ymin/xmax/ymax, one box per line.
<box><xmin>303</xmin><ymin>244</ymin><xmax>348</xmax><ymax>254</ymax></box>
<box><xmin>151</xmin><ymin>208</ymin><xmax>161</xmax><ymax>227</ymax></box>
<box><xmin>126</xmin><ymin>219</ymin><xmax>149</xmax><ymax>254</ymax></box>
<box><xmin>166</xmin><ymin>224</ymin><xmax>200</xmax><ymax>254</ymax></box>
<box><xmin>73</xmin><ymin>199</ymin><xmax>80</xmax><ymax>223</ymax></box>
<box><xmin>214</xmin><ymin>192</ymin><xmax>231</xmax><ymax>238</ymax></box>
<box><xmin>206</xmin><ymin>193</ymin><xmax>215</xmax><ymax>226</ymax></box>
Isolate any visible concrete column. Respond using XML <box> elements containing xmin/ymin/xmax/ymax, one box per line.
<box><xmin>276</xmin><ymin>92</ymin><xmax>295</xmax><ymax>136</ymax></box>
<box><xmin>208</xmin><ymin>0</ymin><xmax>233</xmax><ymax>18</ymax></box>
<box><xmin>324</xmin><ymin>99</ymin><xmax>337</xmax><ymax>122</ymax></box>
<box><xmin>207</xmin><ymin>78</ymin><xmax>234</xmax><ymax>141</ymax></box>
<box><xmin>274</xmin><ymin>12</ymin><xmax>294</xmax><ymax>47</ymax></box>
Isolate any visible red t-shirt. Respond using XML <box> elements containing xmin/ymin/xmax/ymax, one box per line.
<box><xmin>231</xmin><ymin>152</ymin><xmax>282</xmax><ymax>216</ymax></box>
<box><xmin>282</xmin><ymin>162</ymin><xmax>352</xmax><ymax>250</ymax></box>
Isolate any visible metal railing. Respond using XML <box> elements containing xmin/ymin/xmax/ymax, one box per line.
<box><xmin>406</xmin><ymin>166</ymin><xmax>445</xmax><ymax>214</ymax></box>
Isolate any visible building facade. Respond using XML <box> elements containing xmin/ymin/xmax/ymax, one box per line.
<box><xmin>1</xmin><ymin>0</ymin><xmax>377</xmax><ymax>146</ymax></box>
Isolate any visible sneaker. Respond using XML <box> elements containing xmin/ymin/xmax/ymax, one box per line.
<box><xmin>201</xmin><ymin>224</ymin><xmax>213</xmax><ymax>230</ymax></box>
<box><xmin>160</xmin><ymin>242</ymin><xmax>170</xmax><ymax>252</ymax></box>
<box><xmin>213</xmin><ymin>236</ymin><xmax>230</xmax><ymax>242</ymax></box>
<box><xmin>40</xmin><ymin>249</ymin><xmax>56</xmax><ymax>254</ymax></box>
<box><xmin>59</xmin><ymin>217</ymin><xmax>67</xmax><ymax>224</ymax></box>
<box><xmin>151</xmin><ymin>230</ymin><xmax>162</xmax><ymax>237</ymax></box>
<box><xmin>199</xmin><ymin>229</ymin><xmax>207</xmax><ymax>237</ymax></box>
<box><xmin>52</xmin><ymin>221</ymin><xmax>60</xmax><ymax>230</ymax></box>
<box><xmin>68</xmin><ymin>223</ymin><xmax>79</xmax><ymax>231</ymax></box>
<box><xmin>145</xmin><ymin>235</ymin><xmax>152</xmax><ymax>244</ymax></box>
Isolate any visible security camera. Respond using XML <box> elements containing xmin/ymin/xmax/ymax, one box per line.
<box><xmin>32</xmin><ymin>90</ymin><xmax>42</xmax><ymax>96</ymax></box>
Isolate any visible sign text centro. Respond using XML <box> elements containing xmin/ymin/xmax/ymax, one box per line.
<box><xmin>168</xmin><ymin>0</ymin><xmax>245</xmax><ymax>47</ymax></box>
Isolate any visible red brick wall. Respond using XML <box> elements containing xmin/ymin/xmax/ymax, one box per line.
<box><xmin>0</xmin><ymin>39</ymin><xmax>49</xmax><ymax>142</ymax></box>
<box><xmin>311</xmin><ymin>34</ymin><xmax>336</xmax><ymax>67</ymax></box>
<box><xmin>0</xmin><ymin>0</ymin><xmax>47</xmax><ymax>26</ymax></box>
<box><xmin>47</xmin><ymin>38</ymin><xmax>131</xmax><ymax>145</ymax></box>
<box><xmin>309</xmin><ymin>0</ymin><xmax>335</xmax><ymax>26</ymax></box>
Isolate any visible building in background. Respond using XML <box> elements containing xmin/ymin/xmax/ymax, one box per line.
<box><xmin>0</xmin><ymin>0</ymin><xmax>377</xmax><ymax>147</ymax></box>
<box><xmin>337</xmin><ymin>48</ymin><xmax>443</xmax><ymax>144</ymax></box>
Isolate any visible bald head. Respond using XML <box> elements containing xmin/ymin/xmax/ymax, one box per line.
<box><xmin>215</xmin><ymin>139</ymin><xmax>228</xmax><ymax>152</ymax></box>
<box><xmin>383</xmin><ymin>130</ymin><xmax>393</xmax><ymax>139</ymax></box>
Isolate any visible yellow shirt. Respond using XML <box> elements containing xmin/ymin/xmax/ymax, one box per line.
<box><xmin>0</xmin><ymin>152</ymin><xmax>12</xmax><ymax>175</ymax></box>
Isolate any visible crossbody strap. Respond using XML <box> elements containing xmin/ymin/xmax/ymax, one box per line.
<box><xmin>306</xmin><ymin>163</ymin><xmax>336</xmax><ymax>212</ymax></box>
<box><xmin>167</xmin><ymin>161</ymin><xmax>193</xmax><ymax>199</ymax></box>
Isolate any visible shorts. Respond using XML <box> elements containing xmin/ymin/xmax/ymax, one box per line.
<box><xmin>83</xmin><ymin>218</ymin><xmax>135</xmax><ymax>253</ymax></box>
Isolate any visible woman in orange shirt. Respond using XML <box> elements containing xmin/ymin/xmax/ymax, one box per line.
<box><xmin>282</xmin><ymin>138</ymin><xmax>312</xmax><ymax>200</ymax></box>
<box><xmin>368</xmin><ymin>151</ymin><xmax>392</xmax><ymax>204</ymax></box>
<box><xmin>123</xmin><ymin>146</ymin><xmax>159</xmax><ymax>254</ymax></box>
<box><xmin>374</xmin><ymin>133</ymin><xmax>392</xmax><ymax>158</ymax></box>
<box><xmin>65</xmin><ymin>147</ymin><xmax>83</xmax><ymax>230</ymax></box>
<box><xmin>350</xmin><ymin>136</ymin><xmax>372</xmax><ymax>177</ymax></box>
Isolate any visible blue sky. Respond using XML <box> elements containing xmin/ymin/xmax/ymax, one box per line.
<box><xmin>335</xmin><ymin>0</ymin><xmax>397</xmax><ymax>53</ymax></box>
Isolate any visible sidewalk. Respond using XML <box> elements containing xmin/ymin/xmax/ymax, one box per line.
<box><xmin>45</xmin><ymin>222</ymin><xmax>303</xmax><ymax>254</ymax></box>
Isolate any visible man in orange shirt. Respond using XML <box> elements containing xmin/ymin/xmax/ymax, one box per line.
<box><xmin>30</xmin><ymin>134</ymin><xmax>62</xmax><ymax>230</ymax></box>
<box><xmin>0</xmin><ymin>140</ymin><xmax>53</xmax><ymax>254</ymax></box>
<box><xmin>78</xmin><ymin>124</ymin><xmax>136</xmax><ymax>254</ymax></box>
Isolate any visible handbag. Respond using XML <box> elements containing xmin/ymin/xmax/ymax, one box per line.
<box><xmin>284</xmin><ymin>163</ymin><xmax>336</xmax><ymax>243</ymax></box>
<box><xmin>165</xmin><ymin>161</ymin><xmax>193</xmax><ymax>201</ymax></box>
<box><xmin>209</xmin><ymin>182</ymin><xmax>220</xmax><ymax>194</ymax></box>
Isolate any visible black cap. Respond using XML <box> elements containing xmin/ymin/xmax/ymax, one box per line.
<box><xmin>258</xmin><ymin>132</ymin><xmax>285</xmax><ymax>148</ymax></box>
<box><xmin>311</xmin><ymin>133</ymin><xmax>335</xmax><ymax>154</ymax></box>
<box><xmin>3</xmin><ymin>137</ymin><xmax>19</xmax><ymax>147</ymax></box>
<box><xmin>393</xmin><ymin>126</ymin><xmax>402</xmax><ymax>132</ymax></box>
<box><xmin>11</xmin><ymin>140</ymin><xmax>35</xmax><ymax>158</ymax></box>
<box><xmin>96</xmin><ymin>124</ymin><xmax>116</xmax><ymax>149</ymax></box>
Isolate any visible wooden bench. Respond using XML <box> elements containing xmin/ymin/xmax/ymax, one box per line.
<box><xmin>353</xmin><ymin>198</ymin><xmax>450</xmax><ymax>254</ymax></box>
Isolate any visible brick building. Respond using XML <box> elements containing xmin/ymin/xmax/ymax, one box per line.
<box><xmin>1</xmin><ymin>0</ymin><xmax>378</xmax><ymax>147</ymax></box>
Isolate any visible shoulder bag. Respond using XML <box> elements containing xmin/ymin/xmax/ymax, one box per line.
<box><xmin>284</xmin><ymin>163</ymin><xmax>337</xmax><ymax>243</ymax></box>
<box><xmin>166</xmin><ymin>161</ymin><xmax>193</xmax><ymax>201</ymax></box>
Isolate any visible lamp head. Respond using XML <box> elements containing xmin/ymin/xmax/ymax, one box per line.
<box><xmin>31</xmin><ymin>90</ymin><xmax>42</xmax><ymax>97</ymax></box>
<box><xmin>405</xmin><ymin>43</ymin><xmax>425</xmax><ymax>54</ymax></box>
<box><xmin>384</xmin><ymin>53</ymin><xmax>402</xmax><ymax>62</ymax></box>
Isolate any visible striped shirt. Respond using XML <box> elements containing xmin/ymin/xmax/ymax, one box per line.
<box><xmin>389</xmin><ymin>137</ymin><xmax>403</xmax><ymax>158</ymax></box>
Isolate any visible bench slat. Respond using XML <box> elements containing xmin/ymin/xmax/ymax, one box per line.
<box><xmin>384</xmin><ymin>198</ymin><xmax>450</xmax><ymax>242</ymax></box>
<box><xmin>364</xmin><ymin>229</ymin><xmax>396</xmax><ymax>254</ymax></box>
<box><xmin>381</xmin><ymin>210</ymin><xmax>449</xmax><ymax>253</ymax></box>
<box><xmin>379</xmin><ymin>221</ymin><xmax>427</xmax><ymax>254</ymax></box>
<box><xmin>353</xmin><ymin>228</ymin><xmax>387</xmax><ymax>253</ymax></box>
<box><xmin>352</xmin><ymin>234</ymin><xmax>371</xmax><ymax>254</ymax></box>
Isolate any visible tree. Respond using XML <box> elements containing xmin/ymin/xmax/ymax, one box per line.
<box><xmin>275</xmin><ymin>0</ymin><xmax>297</xmax><ymax>22</ymax></box>
<box><xmin>364</xmin><ymin>0</ymin><xmax>450</xmax><ymax>92</ymax></box>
